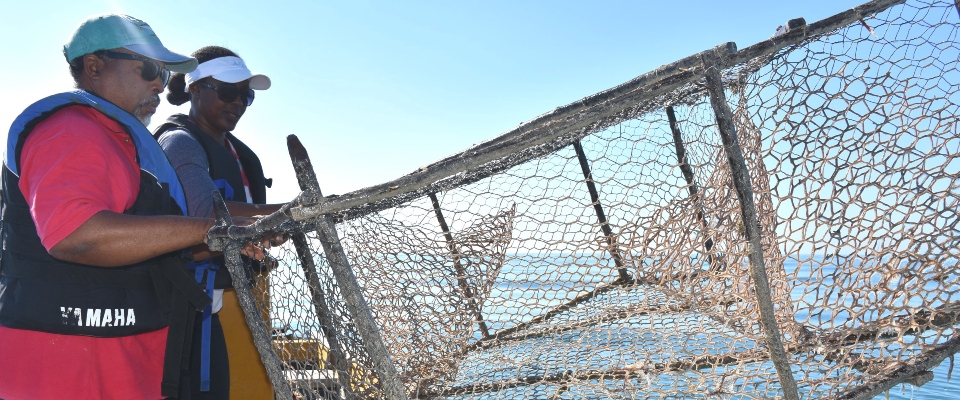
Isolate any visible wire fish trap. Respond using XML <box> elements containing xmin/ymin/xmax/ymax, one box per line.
<box><xmin>206</xmin><ymin>0</ymin><xmax>960</xmax><ymax>398</ymax></box>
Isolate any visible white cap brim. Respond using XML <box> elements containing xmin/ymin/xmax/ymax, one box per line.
<box><xmin>184</xmin><ymin>56</ymin><xmax>271</xmax><ymax>91</ymax></box>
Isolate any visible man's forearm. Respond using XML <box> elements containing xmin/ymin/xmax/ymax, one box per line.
<box><xmin>49</xmin><ymin>210</ymin><xmax>214</xmax><ymax>267</ymax></box>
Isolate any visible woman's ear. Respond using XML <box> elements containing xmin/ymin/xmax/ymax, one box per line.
<box><xmin>187</xmin><ymin>83</ymin><xmax>205</xmax><ymax>102</ymax></box>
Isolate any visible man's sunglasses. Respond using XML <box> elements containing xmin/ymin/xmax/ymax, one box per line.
<box><xmin>197</xmin><ymin>81</ymin><xmax>256</xmax><ymax>107</ymax></box>
<box><xmin>102</xmin><ymin>51</ymin><xmax>171</xmax><ymax>87</ymax></box>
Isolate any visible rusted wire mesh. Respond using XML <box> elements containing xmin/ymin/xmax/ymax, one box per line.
<box><xmin>210</xmin><ymin>0</ymin><xmax>960</xmax><ymax>398</ymax></box>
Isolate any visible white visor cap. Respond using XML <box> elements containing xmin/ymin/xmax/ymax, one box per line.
<box><xmin>184</xmin><ymin>56</ymin><xmax>271</xmax><ymax>92</ymax></box>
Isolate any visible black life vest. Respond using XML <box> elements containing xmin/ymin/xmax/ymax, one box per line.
<box><xmin>154</xmin><ymin>114</ymin><xmax>271</xmax><ymax>289</ymax></box>
<box><xmin>154</xmin><ymin>114</ymin><xmax>269</xmax><ymax>205</ymax></box>
<box><xmin>0</xmin><ymin>91</ymin><xmax>210</xmax><ymax>397</ymax></box>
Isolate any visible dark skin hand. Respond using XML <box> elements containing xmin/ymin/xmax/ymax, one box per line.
<box><xmin>178</xmin><ymin>197</ymin><xmax>289</xmax><ymax>263</ymax></box>
<box><xmin>189</xmin><ymin>211</ymin><xmax>286</xmax><ymax>262</ymax></box>
<box><xmin>224</xmin><ymin>201</ymin><xmax>289</xmax><ymax>249</ymax></box>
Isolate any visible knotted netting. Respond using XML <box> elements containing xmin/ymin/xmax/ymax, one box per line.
<box><xmin>206</xmin><ymin>0</ymin><xmax>960</xmax><ymax>398</ymax></box>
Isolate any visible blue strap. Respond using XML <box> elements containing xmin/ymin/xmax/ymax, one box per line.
<box><xmin>200</xmin><ymin>268</ymin><xmax>215</xmax><ymax>392</ymax></box>
<box><xmin>5</xmin><ymin>90</ymin><xmax>188</xmax><ymax>214</ymax></box>
<box><xmin>188</xmin><ymin>260</ymin><xmax>218</xmax><ymax>392</ymax></box>
<box><xmin>213</xmin><ymin>179</ymin><xmax>234</xmax><ymax>201</ymax></box>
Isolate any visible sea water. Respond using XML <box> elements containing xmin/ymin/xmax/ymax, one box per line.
<box><xmin>470</xmin><ymin>253</ymin><xmax>959</xmax><ymax>398</ymax></box>
<box><xmin>787</xmin><ymin>255</ymin><xmax>959</xmax><ymax>400</ymax></box>
<box><xmin>276</xmin><ymin>252</ymin><xmax>959</xmax><ymax>398</ymax></box>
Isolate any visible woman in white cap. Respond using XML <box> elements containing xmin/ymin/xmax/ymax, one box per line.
<box><xmin>154</xmin><ymin>46</ymin><xmax>283</xmax><ymax>400</ymax></box>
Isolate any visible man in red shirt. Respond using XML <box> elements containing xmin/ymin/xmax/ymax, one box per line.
<box><xmin>0</xmin><ymin>14</ymin><xmax>265</xmax><ymax>400</ymax></box>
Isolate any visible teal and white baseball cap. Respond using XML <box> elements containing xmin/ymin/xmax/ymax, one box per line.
<box><xmin>63</xmin><ymin>14</ymin><xmax>198</xmax><ymax>73</ymax></box>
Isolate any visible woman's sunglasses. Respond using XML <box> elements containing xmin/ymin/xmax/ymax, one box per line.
<box><xmin>102</xmin><ymin>51</ymin><xmax>171</xmax><ymax>88</ymax></box>
<box><xmin>197</xmin><ymin>81</ymin><xmax>256</xmax><ymax>107</ymax></box>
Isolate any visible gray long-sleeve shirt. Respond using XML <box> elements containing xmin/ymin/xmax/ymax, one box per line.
<box><xmin>158</xmin><ymin>129</ymin><xmax>219</xmax><ymax>219</ymax></box>
<box><xmin>157</xmin><ymin>128</ymin><xmax>225</xmax><ymax>312</ymax></box>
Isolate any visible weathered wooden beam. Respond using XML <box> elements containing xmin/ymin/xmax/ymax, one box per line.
<box><xmin>701</xmin><ymin>51</ymin><xmax>800</xmax><ymax>400</ymax></box>
<box><xmin>457</xmin><ymin>279</ymin><xmax>634</xmax><ymax>357</ymax></box>
<box><xmin>810</xmin><ymin>301</ymin><xmax>960</xmax><ymax>348</ymax></box>
<box><xmin>728</xmin><ymin>0</ymin><xmax>904</xmax><ymax>71</ymax></box>
<box><xmin>286</xmin><ymin>135</ymin><xmax>410</xmax><ymax>400</ymax></box>
<box><xmin>288</xmin><ymin>39</ymin><xmax>730</xmax><ymax>222</ymax></box>
<box><xmin>287</xmin><ymin>135</ymin><xmax>354</xmax><ymax>395</ymax></box>
<box><xmin>460</xmin><ymin>264</ymin><xmax>739</xmax><ymax>357</ymax></box>
<box><xmin>209</xmin><ymin>191</ymin><xmax>295</xmax><ymax>400</ymax></box>
<box><xmin>214</xmin><ymin>0</ymin><xmax>909</xmax><ymax>245</ymax></box>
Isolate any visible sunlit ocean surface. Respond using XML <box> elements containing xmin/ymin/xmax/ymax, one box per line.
<box><xmin>787</xmin><ymin>255</ymin><xmax>958</xmax><ymax>400</ymax></box>
<box><xmin>477</xmin><ymin>254</ymin><xmax>959</xmax><ymax>399</ymax></box>
<box><xmin>279</xmin><ymin>252</ymin><xmax>959</xmax><ymax>398</ymax></box>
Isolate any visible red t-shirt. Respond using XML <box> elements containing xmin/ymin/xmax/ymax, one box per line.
<box><xmin>0</xmin><ymin>106</ymin><xmax>168</xmax><ymax>400</ymax></box>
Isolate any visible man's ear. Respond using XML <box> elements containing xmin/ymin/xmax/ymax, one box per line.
<box><xmin>82</xmin><ymin>53</ymin><xmax>105</xmax><ymax>80</ymax></box>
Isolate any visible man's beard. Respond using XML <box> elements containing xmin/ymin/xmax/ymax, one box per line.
<box><xmin>133</xmin><ymin>94</ymin><xmax>160</xmax><ymax>126</ymax></box>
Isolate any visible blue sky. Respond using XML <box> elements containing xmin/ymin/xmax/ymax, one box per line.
<box><xmin>2</xmin><ymin>0</ymin><xmax>866</xmax><ymax>202</ymax></box>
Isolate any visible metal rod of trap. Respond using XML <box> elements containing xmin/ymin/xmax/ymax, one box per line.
<box><xmin>572</xmin><ymin>140</ymin><xmax>632</xmax><ymax>282</ymax></box>
<box><xmin>666</xmin><ymin>106</ymin><xmax>728</xmax><ymax>272</ymax></box>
